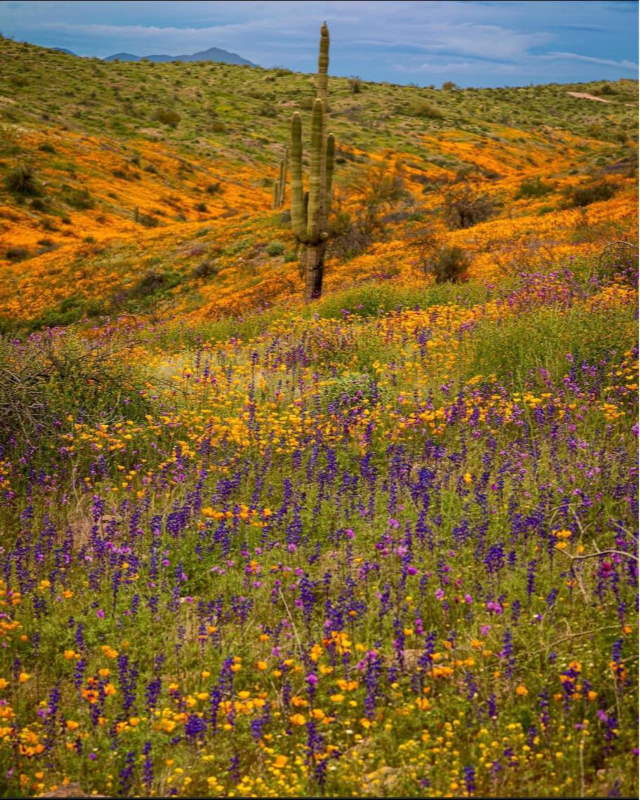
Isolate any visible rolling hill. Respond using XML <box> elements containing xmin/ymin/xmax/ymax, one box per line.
<box><xmin>0</xmin><ymin>35</ymin><xmax>636</xmax><ymax>332</ymax></box>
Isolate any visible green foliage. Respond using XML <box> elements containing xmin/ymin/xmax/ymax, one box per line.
<box><xmin>153</xmin><ymin>108</ymin><xmax>181</xmax><ymax>127</ymax></box>
<box><xmin>115</xmin><ymin>270</ymin><xmax>183</xmax><ymax>308</ymax></box>
<box><xmin>565</xmin><ymin>180</ymin><xmax>617</xmax><ymax>207</ymax></box>
<box><xmin>5</xmin><ymin>163</ymin><xmax>40</xmax><ymax>196</ymax></box>
<box><xmin>515</xmin><ymin>176</ymin><xmax>554</xmax><ymax>198</ymax></box>
<box><xmin>466</xmin><ymin>303</ymin><xmax>635</xmax><ymax>386</ymax></box>
<box><xmin>410</xmin><ymin>101</ymin><xmax>444</xmax><ymax>119</ymax></box>
<box><xmin>314</xmin><ymin>280</ymin><xmax>489</xmax><ymax>319</ymax></box>
<box><xmin>61</xmin><ymin>185</ymin><xmax>94</xmax><ymax>209</ymax></box>
<box><xmin>265</xmin><ymin>240</ymin><xmax>285</xmax><ymax>256</ymax></box>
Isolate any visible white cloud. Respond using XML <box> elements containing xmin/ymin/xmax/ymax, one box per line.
<box><xmin>541</xmin><ymin>50</ymin><xmax>638</xmax><ymax>71</ymax></box>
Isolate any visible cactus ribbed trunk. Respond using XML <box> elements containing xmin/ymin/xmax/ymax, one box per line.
<box><xmin>302</xmin><ymin>242</ymin><xmax>326</xmax><ymax>300</ymax></box>
<box><xmin>287</xmin><ymin>22</ymin><xmax>335</xmax><ymax>302</ymax></box>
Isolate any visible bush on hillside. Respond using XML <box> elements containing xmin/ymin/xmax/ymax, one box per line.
<box><xmin>61</xmin><ymin>186</ymin><xmax>94</xmax><ymax>210</ymax></box>
<box><xmin>411</xmin><ymin>101</ymin><xmax>444</xmax><ymax>119</ymax></box>
<box><xmin>0</xmin><ymin>332</ymin><xmax>151</xmax><ymax>451</ymax></box>
<box><xmin>427</xmin><ymin>245</ymin><xmax>471</xmax><ymax>284</ymax></box>
<box><xmin>515</xmin><ymin>177</ymin><xmax>554</xmax><ymax>198</ymax></box>
<box><xmin>5</xmin><ymin>164</ymin><xmax>40</xmax><ymax>196</ymax></box>
<box><xmin>443</xmin><ymin>185</ymin><xmax>499</xmax><ymax>229</ymax></box>
<box><xmin>564</xmin><ymin>180</ymin><xmax>617</xmax><ymax>208</ymax></box>
<box><xmin>265</xmin><ymin>240</ymin><xmax>285</xmax><ymax>257</ymax></box>
<box><xmin>5</xmin><ymin>246</ymin><xmax>30</xmax><ymax>262</ymax></box>
<box><xmin>153</xmin><ymin>108</ymin><xmax>181</xmax><ymax>127</ymax></box>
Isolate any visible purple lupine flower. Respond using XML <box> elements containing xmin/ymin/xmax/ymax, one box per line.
<box><xmin>142</xmin><ymin>741</ymin><xmax>153</xmax><ymax>791</ymax></box>
<box><xmin>118</xmin><ymin>751</ymin><xmax>136</xmax><ymax>797</ymax></box>
<box><xmin>487</xmin><ymin>694</ymin><xmax>497</xmax><ymax>719</ymax></box>
<box><xmin>209</xmin><ymin>687</ymin><xmax>222</xmax><ymax>733</ymax></box>
<box><xmin>463</xmin><ymin>765</ymin><xmax>476</xmax><ymax>795</ymax></box>
<box><xmin>185</xmin><ymin>714</ymin><xmax>207</xmax><ymax>740</ymax></box>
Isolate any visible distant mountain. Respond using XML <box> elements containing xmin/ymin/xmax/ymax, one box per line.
<box><xmin>104</xmin><ymin>52</ymin><xmax>139</xmax><ymax>62</ymax></box>
<box><xmin>104</xmin><ymin>46</ymin><xmax>254</xmax><ymax>66</ymax></box>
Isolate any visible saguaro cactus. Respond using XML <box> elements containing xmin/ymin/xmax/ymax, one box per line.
<box><xmin>289</xmin><ymin>22</ymin><xmax>335</xmax><ymax>301</ymax></box>
<box><xmin>272</xmin><ymin>147</ymin><xmax>288</xmax><ymax>209</ymax></box>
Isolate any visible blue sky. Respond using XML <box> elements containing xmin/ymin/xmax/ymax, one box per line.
<box><xmin>0</xmin><ymin>1</ymin><xmax>637</xmax><ymax>87</ymax></box>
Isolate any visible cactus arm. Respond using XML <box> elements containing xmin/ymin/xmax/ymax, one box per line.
<box><xmin>306</xmin><ymin>98</ymin><xmax>324</xmax><ymax>241</ymax></box>
<box><xmin>279</xmin><ymin>147</ymin><xmax>288</xmax><ymax>206</ymax></box>
<box><xmin>316</xmin><ymin>23</ymin><xmax>329</xmax><ymax>106</ymax></box>
<box><xmin>290</xmin><ymin>113</ymin><xmax>306</xmax><ymax>240</ymax></box>
<box><xmin>323</xmin><ymin>132</ymin><xmax>335</xmax><ymax>230</ymax></box>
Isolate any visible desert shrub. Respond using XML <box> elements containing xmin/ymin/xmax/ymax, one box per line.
<box><xmin>598</xmin><ymin>84</ymin><xmax>618</xmax><ymax>95</ymax></box>
<box><xmin>153</xmin><ymin>108</ymin><xmax>181</xmax><ymax>127</ymax></box>
<box><xmin>0</xmin><ymin>332</ymin><xmax>151</xmax><ymax>451</ymax></box>
<box><xmin>194</xmin><ymin>202</ymin><xmax>208</xmax><ymax>212</ymax></box>
<box><xmin>411</xmin><ymin>101</ymin><xmax>444</xmax><ymax>119</ymax></box>
<box><xmin>30</xmin><ymin>197</ymin><xmax>51</xmax><ymax>212</ymax></box>
<box><xmin>5</xmin><ymin>246</ymin><xmax>30</xmax><ymax>262</ymax></box>
<box><xmin>592</xmin><ymin>240</ymin><xmax>639</xmax><ymax>287</ymax></box>
<box><xmin>265</xmin><ymin>240</ymin><xmax>285</xmax><ymax>257</ymax></box>
<box><xmin>329</xmin><ymin>163</ymin><xmax>410</xmax><ymax>260</ymax></box>
<box><xmin>28</xmin><ymin>294</ymin><xmax>104</xmax><ymax>330</ymax></box>
<box><xmin>192</xmin><ymin>260</ymin><xmax>218</xmax><ymax>279</ymax></box>
<box><xmin>327</xmin><ymin>210</ymin><xmax>375</xmax><ymax>261</ymax></box>
<box><xmin>428</xmin><ymin>245</ymin><xmax>470</xmax><ymax>284</ymax></box>
<box><xmin>515</xmin><ymin>177</ymin><xmax>554</xmax><ymax>198</ymax></box>
<box><xmin>134</xmin><ymin>209</ymin><xmax>159</xmax><ymax>227</ymax></box>
<box><xmin>38</xmin><ymin>142</ymin><xmax>56</xmax><ymax>154</ymax></box>
<box><xmin>205</xmin><ymin>182</ymin><xmax>221</xmax><ymax>195</ymax></box>
<box><xmin>61</xmin><ymin>186</ymin><xmax>94</xmax><ymax>209</ymax></box>
<box><xmin>283</xmin><ymin>249</ymin><xmax>297</xmax><ymax>263</ymax></box>
<box><xmin>443</xmin><ymin>185</ymin><xmax>499</xmax><ymax>229</ymax></box>
<box><xmin>442</xmin><ymin>81</ymin><xmax>458</xmax><ymax>90</ymax></box>
<box><xmin>348</xmin><ymin>77</ymin><xmax>362</xmax><ymax>94</ymax></box>
<box><xmin>5</xmin><ymin>164</ymin><xmax>40</xmax><ymax>196</ymax></box>
<box><xmin>564</xmin><ymin>180</ymin><xmax>617</xmax><ymax>207</ymax></box>
<box><xmin>129</xmin><ymin>270</ymin><xmax>181</xmax><ymax>297</ymax></box>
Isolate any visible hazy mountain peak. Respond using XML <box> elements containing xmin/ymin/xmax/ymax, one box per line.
<box><xmin>104</xmin><ymin>46</ymin><xmax>254</xmax><ymax>66</ymax></box>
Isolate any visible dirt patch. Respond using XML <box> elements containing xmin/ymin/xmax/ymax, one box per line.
<box><xmin>566</xmin><ymin>92</ymin><xmax>611</xmax><ymax>103</ymax></box>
